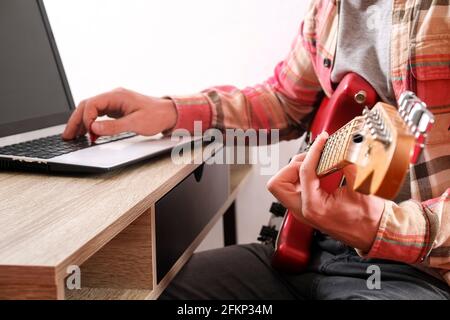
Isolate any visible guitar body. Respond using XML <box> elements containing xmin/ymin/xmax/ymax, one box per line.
<box><xmin>272</xmin><ymin>73</ymin><xmax>378</xmax><ymax>273</ymax></box>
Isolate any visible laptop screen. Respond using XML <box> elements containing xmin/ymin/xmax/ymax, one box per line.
<box><xmin>0</xmin><ymin>0</ymin><xmax>73</xmax><ymax>138</ymax></box>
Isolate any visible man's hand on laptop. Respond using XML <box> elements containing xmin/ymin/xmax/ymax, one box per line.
<box><xmin>62</xmin><ymin>88</ymin><xmax>178</xmax><ymax>140</ymax></box>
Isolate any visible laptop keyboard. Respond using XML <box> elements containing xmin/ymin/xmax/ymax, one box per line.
<box><xmin>0</xmin><ymin>132</ymin><xmax>136</xmax><ymax>160</ymax></box>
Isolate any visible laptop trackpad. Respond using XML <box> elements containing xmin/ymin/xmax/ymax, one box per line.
<box><xmin>52</xmin><ymin>135</ymin><xmax>179</xmax><ymax>169</ymax></box>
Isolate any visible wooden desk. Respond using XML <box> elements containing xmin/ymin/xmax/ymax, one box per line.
<box><xmin>0</xmin><ymin>145</ymin><xmax>253</xmax><ymax>300</ymax></box>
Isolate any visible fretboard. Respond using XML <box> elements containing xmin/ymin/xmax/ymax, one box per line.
<box><xmin>316</xmin><ymin>118</ymin><xmax>361</xmax><ymax>177</ymax></box>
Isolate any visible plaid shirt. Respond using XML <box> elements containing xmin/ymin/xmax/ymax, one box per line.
<box><xmin>170</xmin><ymin>0</ymin><xmax>450</xmax><ymax>284</ymax></box>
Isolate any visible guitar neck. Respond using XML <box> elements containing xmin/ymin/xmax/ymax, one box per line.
<box><xmin>316</xmin><ymin>117</ymin><xmax>363</xmax><ymax>177</ymax></box>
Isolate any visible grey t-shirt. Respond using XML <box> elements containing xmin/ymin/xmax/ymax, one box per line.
<box><xmin>331</xmin><ymin>0</ymin><xmax>396</xmax><ymax>106</ymax></box>
<box><xmin>331</xmin><ymin>0</ymin><xmax>412</xmax><ymax>202</ymax></box>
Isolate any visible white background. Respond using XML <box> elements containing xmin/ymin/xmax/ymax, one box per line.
<box><xmin>44</xmin><ymin>0</ymin><xmax>309</xmax><ymax>248</ymax></box>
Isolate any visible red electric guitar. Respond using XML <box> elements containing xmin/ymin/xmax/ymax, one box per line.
<box><xmin>272</xmin><ymin>73</ymin><xmax>435</xmax><ymax>273</ymax></box>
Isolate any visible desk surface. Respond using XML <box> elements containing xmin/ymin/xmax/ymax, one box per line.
<box><xmin>0</xmin><ymin>145</ymin><xmax>253</xmax><ymax>300</ymax></box>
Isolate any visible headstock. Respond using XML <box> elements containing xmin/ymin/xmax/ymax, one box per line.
<box><xmin>350</xmin><ymin>92</ymin><xmax>434</xmax><ymax>200</ymax></box>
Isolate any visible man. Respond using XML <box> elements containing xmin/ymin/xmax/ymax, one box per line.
<box><xmin>63</xmin><ymin>0</ymin><xmax>450</xmax><ymax>299</ymax></box>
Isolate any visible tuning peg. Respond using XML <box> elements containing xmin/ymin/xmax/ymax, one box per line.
<box><xmin>398</xmin><ymin>92</ymin><xmax>421</xmax><ymax>122</ymax></box>
<box><xmin>402</xmin><ymin>100</ymin><xmax>416</xmax><ymax>120</ymax></box>
<box><xmin>398</xmin><ymin>91</ymin><xmax>435</xmax><ymax>137</ymax></box>
<box><xmin>399</xmin><ymin>91</ymin><xmax>413</xmax><ymax>107</ymax></box>
<box><xmin>416</xmin><ymin>109</ymin><xmax>435</xmax><ymax>135</ymax></box>
<box><xmin>399</xmin><ymin>91</ymin><xmax>416</xmax><ymax>113</ymax></box>
<box><xmin>407</xmin><ymin>102</ymin><xmax>426</xmax><ymax>126</ymax></box>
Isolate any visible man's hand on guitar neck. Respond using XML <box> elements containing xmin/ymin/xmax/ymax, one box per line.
<box><xmin>267</xmin><ymin>132</ymin><xmax>386</xmax><ymax>252</ymax></box>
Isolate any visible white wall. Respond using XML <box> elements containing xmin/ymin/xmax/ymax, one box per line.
<box><xmin>44</xmin><ymin>0</ymin><xmax>309</xmax><ymax>249</ymax></box>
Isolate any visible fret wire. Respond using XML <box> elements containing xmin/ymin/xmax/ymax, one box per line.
<box><xmin>337</xmin><ymin>131</ymin><xmax>345</xmax><ymax>164</ymax></box>
<box><xmin>338</xmin><ymin>131</ymin><xmax>345</xmax><ymax>163</ymax></box>
<box><xmin>320</xmin><ymin>136</ymin><xmax>334</xmax><ymax>173</ymax></box>
<box><xmin>327</xmin><ymin>135</ymin><xmax>336</xmax><ymax>168</ymax></box>
<box><xmin>322</xmin><ymin>141</ymin><xmax>332</xmax><ymax>171</ymax></box>
<box><xmin>331</xmin><ymin>135</ymin><xmax>340</xmax><ymax>167</ymax></box>
<box><xmin>319</xmin><ymin>138</ymin><xmax>329</xmax><ymax>172</ymax></box>
<box><xmin>343</xmin><ymin>120</ymin><xmax>357</xmax><ymax>160</ymax></box>
<box><xmin>342</xmin><ymin>119</ymin><xmax>356</xmax><ymax>162</ymax></box>
<box><xmin>329</xmin><ymin>124</ymin><xmax>345</xmax><ymax>167</ymax></box>
<box><xmin>321</xmin><ymin>140</ymin><xmax>332</xmax><ymax>173</ymax></box>
<box><xmin>320</xmin><ymin>123</ymin><xmax>339</xmax><ymax>172</ymax></box>
<box><xmin>339</xmin><ymin>124</ymin><xmax>351</xmax><ymax>163</ymax></box>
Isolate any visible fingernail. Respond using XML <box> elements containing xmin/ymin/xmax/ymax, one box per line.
<box><xmin>320</xmin><ymin>131</ymin><xmax>329</xmax><ymax>139</ymax></box>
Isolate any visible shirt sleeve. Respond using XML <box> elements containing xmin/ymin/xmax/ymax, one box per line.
<box><xmin>167</xmin><ymin>23</ymin><xmax>323</xmax><ymax>140</ymax></box>
<box><xmin>358</xmin><ymin>189</ymin><xmax>450</xmax><ymax>269</ymax></box>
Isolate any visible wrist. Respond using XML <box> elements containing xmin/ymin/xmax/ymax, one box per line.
<box><xmin>160</xmin><ymin>98</ymin><xmax>178</xmax><ymax>132</ymax></box>
<box><xmin>359</xmin><ymin>198</ymin><xmax>386</xmax><ymax>252</ymax></box>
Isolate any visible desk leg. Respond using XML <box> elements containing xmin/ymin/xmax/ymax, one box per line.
<box><xmin>223</xmin><ymin>202</ymin><xmax>237</xmax><ymax>246</ymax></box>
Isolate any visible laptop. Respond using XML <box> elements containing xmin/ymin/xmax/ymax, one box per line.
<box><xmin>0</xmin><ymin>0</ymin><xmax>188</xmax><ymax>174</ymax></box>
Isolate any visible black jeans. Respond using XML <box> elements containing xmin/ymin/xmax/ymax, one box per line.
<box><xmin>160</xmin><ymin>233</ymin><xmax>450</xmax><ymax>300</ymax></box>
